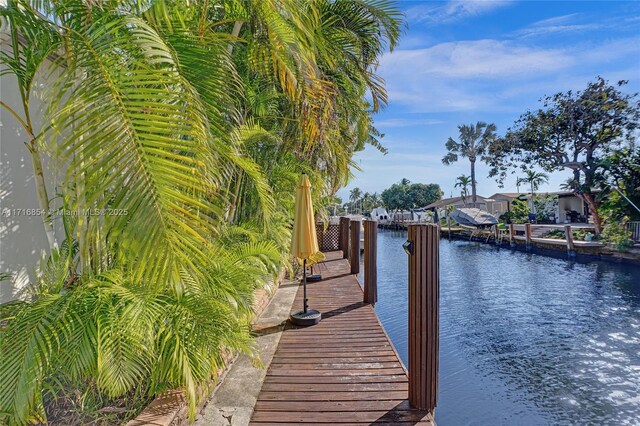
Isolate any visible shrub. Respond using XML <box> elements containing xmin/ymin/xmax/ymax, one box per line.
<box><xmin>601</xmin><ymin>216</ymin><xmax>634</xmax><ymax>250</ymax></box>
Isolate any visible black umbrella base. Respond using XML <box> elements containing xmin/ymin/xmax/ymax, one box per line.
<box><xmin>289</xmin><ymin>309</ymin><xmax>321</xmax><ymax>326</ymax></box>
<box><xmin>305</xmin><ymin>274</ymin><xmax>322</xmax><ymax>282</ymax></box>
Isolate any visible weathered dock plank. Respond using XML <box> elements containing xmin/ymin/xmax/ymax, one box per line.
<box><xmin>250</xmin><ymin>251</ymin><xmax>435</xmax><ymax>425</ymax></box>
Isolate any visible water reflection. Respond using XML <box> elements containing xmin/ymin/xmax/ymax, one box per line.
<box><xmin>368</xmin><ymin>230</ymin><xmax>640</xmax><ymax>426</ymax></box>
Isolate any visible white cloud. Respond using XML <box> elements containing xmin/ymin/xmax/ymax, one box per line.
<box><xmin>529</xmin><ymin>13</ymin><xmax>582</xmax><ymax>27</ymax></box>
<box><xmin>514</xmin><ymin>14</ymin><xmax>600</xmax><ymax>38</ymax></box>
<box><xmin>406</xmin><ymin>0</ymin><xmax>514</xmax><ymax>24</ymax></box>
<box><xmin>377</xmin><ymin>36</ymin><xmax>640</xmax><ymax>113</ymax></box>
<box><xmin>517</xmin><ymin>24</ymin><xmax>600</xmax><ymax>38</ymax></box>
<box><xmin>374</xmin><ymin>118</ymin><xmax>444</xmax><ymax>128</ymax></box>
<box><xmin>381</xmin><ymin>40</ymin><xmax>570</xmax><ymax>79</ymax></box>
<box><xmin>514</xmin><ymin>12</ymin><xmax>640</xmax><ymax>39</ymax></box>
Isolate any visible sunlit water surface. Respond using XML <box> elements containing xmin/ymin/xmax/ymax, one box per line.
<box><xmin>362</xmin><ymin>230</ymin><xmax>640</xmax><ymax>426</ymax></box>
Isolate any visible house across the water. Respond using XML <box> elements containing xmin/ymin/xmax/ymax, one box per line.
<box><xmin>486</xmin><ymin>191</ymin><xmax>594</xmax><ymax>223</ymax></box>
<box><xmin>424</xmin><ymin>195</ymin><xmax>491</xmax><ymax>212</ymax></box>
<box><xmin>423</xmin><ymin>192</ymin><xmax>595</xmax><ymax>224</ymax></box>
<box><xmin>370</xmin><ymin>207</ymin><xmax>390</xmax><ymax>224</ymax></box>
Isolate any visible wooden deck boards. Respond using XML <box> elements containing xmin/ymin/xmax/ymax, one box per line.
<box><xmin>250</xmin><ymin>251</ymin><xmax>435</xmax><ymax>425</ymax></box>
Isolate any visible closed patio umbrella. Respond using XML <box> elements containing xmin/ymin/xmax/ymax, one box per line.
<box><xmin>290</xmin><ymin>174</ymin><xmax>324</xmax><ymax>326</ymax></box>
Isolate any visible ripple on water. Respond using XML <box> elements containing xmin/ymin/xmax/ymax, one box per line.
<box><xmin>369</xmin><ymin>232</ymin><xmax>640</xmax><ymax>426</ymax></box>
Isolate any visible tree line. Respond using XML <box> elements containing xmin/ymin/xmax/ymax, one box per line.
<box><xmin>343</xmin><ymin>179</ymin><xmax>443</xmax><ymax>214</ymax></box>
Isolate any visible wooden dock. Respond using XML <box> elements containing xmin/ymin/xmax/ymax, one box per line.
<box><xmin>250</xmin><ymin>250</ymin><xmax>435</xmax><ymax>425</ymax></box>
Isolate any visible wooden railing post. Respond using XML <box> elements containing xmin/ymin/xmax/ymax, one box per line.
<box><xmin>363</xmin><ymin>220</ymin><xmax>377</xmax><ymax>305</ymax></box>
<box><xmin>350</xmin><ymin>220</ymin><xmax>360</xmax><ymax>275</ymax></box>
<box><xmin>564</xmin><ymin>225</ymin><xmax>576</xmax><ymax>258</ymax></box>
<box><xmin>339</xmin><ymin>217</ymin><xmax>350</xmax><ymax>259</ymax></box>
<box><xmin>407</xmin><ymin>224</ymin><xmax>439</xmax><ymax>413</ymax></box>
<box><xmin>525</xmin><ymin>223</ymin><xmax>532</xmax><ymax>251</ymax></box>
<box><xmin>509</xmin><ymin>223</ymin><xmax>516</xmax><ymax>247</ymax></box>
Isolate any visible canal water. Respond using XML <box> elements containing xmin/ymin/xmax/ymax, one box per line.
<box><xmin>364</xmin><ymin>229</ymin><xmax>640</xmax><ymax>426</ymax></box>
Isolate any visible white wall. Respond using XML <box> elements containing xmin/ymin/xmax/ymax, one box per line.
<box><xmin>0</xmin><ymin>31</ymin><xmax>63</xmax><ymax>304</ymax></box>
<box><xmin>487</xmin><ymin>200</ymin><xmax>509</xmax><ymax>216</ymax></box>
<box><xmin>558</xmin><ymin>196</ymin><xmax>586</xmax><ymax>223</ymax></box>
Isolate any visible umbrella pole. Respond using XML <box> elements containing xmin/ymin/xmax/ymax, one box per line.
<box><xmin>303</xmin><ymin>258</ymin><xmax>308</xmax><ymax>313</ymax></box>
<box><xmin>289</xmin><ymin>257</ymin><xmax>320</xmax><ymax>326</ymax></box>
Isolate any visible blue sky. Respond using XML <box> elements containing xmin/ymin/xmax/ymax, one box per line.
<box><xmin>337</xmin><ymin>0</ymin><xmax>640</xmax><ymax>203</ymax></box>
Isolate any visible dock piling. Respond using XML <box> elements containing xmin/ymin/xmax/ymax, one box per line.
<box><xmin>564</xmin><ymin>225</ymin><xmax>576</xmax><ymax>258</ymax></box>
<box><xmin>350</xmin><ymin>220</ymin><xmax>361</xmax><ymax>275</ymax></box>
<box><xmin>525</xmin><ymin>223</ymin><xmax>532</xmax><ymax>251</ymax></box>
<box><xmin>406</xmin><ymin>224</ymin><xmax>439</xmax><ymax>413</ymax></box>
<box><xmin>363</xmin><ymin>220</ymin><xmax>378</xmax><ymax>305</ymax></box>
<box><xmin>339</xmin><ymin>217</ymin><xmax>350</xmax><ymax>259</ymax></box>
<box><xmin>509</xmin><ymin>223</ymin><xmax>516</xmax><ymax>248</ymax></box>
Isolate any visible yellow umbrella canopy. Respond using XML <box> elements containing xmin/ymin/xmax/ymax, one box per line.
<box><xmin>290</xmin><ymin>173</ymin><xmax>324</xmax><ymax>325</ymax></box>
<box><xmin>291</xmin><ymin>174</ymin><xmax>325</xmax><ymax>265</ymax></box>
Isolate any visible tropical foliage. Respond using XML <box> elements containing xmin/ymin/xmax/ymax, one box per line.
<box><xmin>454</xmin><ymin>175</ymin><xmax>472</xmax><ymax>205</ymax></box>
<box><xmin>487</xmin><ymin>77</ymin><xmax>640</xmax><ymax>233</ymax></box>
<box><xmin>442</xmin><ymin>121</ymin><xmax>497</xmax><ymax>208</ymax></box>
<box><xmin>532</xmin><ymin>193</ymin><xmax>558</xmax><ymax>223</ymax></box>
<box><xmin>381</xmin><ymin>179</ymin><xmax>442</xmax><ymax>212</ymax></box>
<box><xmin>517</xmin><ymin>170</ymin><xmax>549</xmax><ymax>214</ymax></box>
<box><xmin>0</xmin><ymin>0</ymin><xmax>402</xmax><ymax>423</ymax></box>
<box><xmin>599</xmin><ymin>146</ymin><xmax>640</xmax><ymax>222</ymax></box>
<box><xmin>343</xmin><ymin>189</ymin><xmax>386</xmax><ymax>215</ymax></box>
<box><xmin>499</xmin><ymin>198</ymin><xmax>530</xmax><ymax>224</ymax></box>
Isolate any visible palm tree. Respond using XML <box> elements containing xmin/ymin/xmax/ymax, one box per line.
<box><xmin>225</xmin><ymin>0</ymin><xmax>401</xmax><ymax>219</ymax></box>
<box><xmin>371</xmin><ymin>192</ymin><xmax>382</xmax><ymax>208</ymax></box>
<box><xmin>454</xmin><ymin>175</ymin><xmax>472</xmax><ymax>206</ymax></box>
<box><xmin>442</xmin><ymin>122</ymin><xmax>497</xmax><ymax>208</ymax></box>
<box><xmin>361</xmin><ymin>192</ymin><xmax>371</xmax><ymax>213</ymax></box>
<box><xmin>350</xmin><ymin>187</ymin><xmax>363</xmax><ymax>214</ymax></box>
<box><xmin>517</xmin><ymin>170</ymin><xmax>549</xmax><ymax>213</ymax></box>
<box><xmin>400</xmin><ymin>177</ymin><xmax>411</xmax><ymax>186</ymax></box>
<box><xmin>0</xmin><ymin>0</ymin><xmax>402</xmax><ymax>423</ymax></box>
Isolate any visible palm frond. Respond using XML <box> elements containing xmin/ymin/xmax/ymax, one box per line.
<box><xmin>49</xmin><ymin>14</ymin><xmax>218</xmax><ymax>288</ymax></box>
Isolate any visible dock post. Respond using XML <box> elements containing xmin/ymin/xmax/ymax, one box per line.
<box><xmin>509</xmin><ymin>223</ymin><xmax>516</xmax><ymax>248</ymax></box>
<box><xmin>339</xmin><ymin>217</ymin><xmax>350</xmax><ymax>259</ymax></box>
<box><xmin>406</xmin><ymin>224</ymin><xmax>439</xmax><ymax>413</ymax></box>
<box><xmin>363</xmin><ymin>220</ymin><xmax>378</xmax><ymax>305</ymax></box>
<box><xmin>350</xmin><ymin>220</ymin><xmax>361</xmax><ymax>275</ymax></box>
<box><xmin>525</xmin><ymin>223</ymin><xmax>532</xmax><ymax>251</ymax></box>
<box><xmin>493</xmin><ymin>225</ymin><xmax>499</xmax><ymax>244</ymax></box>
<box><xmin>564</xmin><ymin>225</ymin><xmax>576</xmax><ymax>258</ymax></box>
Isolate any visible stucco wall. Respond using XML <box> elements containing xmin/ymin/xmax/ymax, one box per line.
<box><xmin>0</xmin><ymin>32</ymin><xmax>63</xmax><ymax>304</ymax></box>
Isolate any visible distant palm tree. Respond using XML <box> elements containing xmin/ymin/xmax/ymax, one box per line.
<box><xmin>350</xmin><ymin>187</ymin><xmax>363</xmax><ymax>214</ymax></box>
<box><xmin>371</xmin><ymin>192</ymin><xmax>382</xmax><ymax>207</ymax></box>
<box><xmin>517</xmin><ymin>170</ymin><xmax>549</xmax><ymax>213</ymax></box>
<box><xmin>400</xmin><ymin>178</ymin><xmax>411</xmax><ymax>186</ymax></box>
<box><xmin>454</xmin><ymin>175</ymin><xmax>472</xmax><ymax>206</ymax></box>
<box><xmin>442</xmin><ymin>122</ymin><xmax>497</xmax><ymax>207</ymax></box>
<box><xmin>362</xmin><ymin>192</ymin><xmax>372</xmax><ymax>213</ymax></box>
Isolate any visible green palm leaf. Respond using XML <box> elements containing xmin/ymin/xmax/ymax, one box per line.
<box><xmin>49</xmin><ymin>14</ymin><xmax>218</xmax><ymax>288</ymax></box>
<box><xmin>0</xmin><ymin>293</ymin><xmax>80</xmax><ymax>424</ymax></box>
